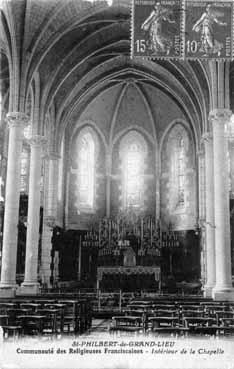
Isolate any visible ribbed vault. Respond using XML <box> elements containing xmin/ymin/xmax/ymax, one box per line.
<box><xmin>0</xmin><ymin>0</ymin><xmax>225</xmax><ymax>150</ymax></box>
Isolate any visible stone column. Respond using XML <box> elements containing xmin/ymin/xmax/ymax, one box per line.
<box><xmin>46</xmin><ymin>153</ymin><xmax>60</xmax><ymax>218</ymax></box>
<box><xmin>40</xmin><ymin>218</ymin><xmax>54</xmax><ymax>288</ymax></box>
<box><xmin>20</xmin><ymin>135</ymin><xmax>46</xmax><ymax>295</ymax></box>
<box><xmin>0</xmin><ymin>112</ymin><xmax>28</xmax><ymax>297</ymax></box>
<box><xmin>197</xmin><ymin>149</ymin><xmax>205</xmax><ymax>224</ymax></box>
<box><xmin>40</xmin><ymin>153</ymin><xmax>59</xmax><ymax>287</ymax></box>
<box><xmin>0</xmin><ymin>202</ymin><xmax>4</xmax><ymax>258</ymax></box>
<box><xmin>209</xmin><ymin>109</ymin><xmax>234</xmax><ymax>301</ymax></box>
<box><xmin>197</xmin><ymin>148</ymin><xmax>206</xmax><ymax>287</ymax></box>
<box><xmin>202</xmin><ymin>133</ymin><xmax>216</xmax><ymax>297</ymax></box>
<box><xmin>229</xmin><ymin>140</ymin><xmax>234</xmax><ymax>197</ymax></box>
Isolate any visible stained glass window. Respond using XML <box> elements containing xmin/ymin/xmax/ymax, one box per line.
<box><xmin>177</xmin><ymin>135</ymin><xmax>185</xmax><ymax>206</ymax></box>
<box><xmin>125</xmin><ymin>143</ymin><xmax>142</xmax><ymax>208</ymax></box>
<box><xmin>58</xmin><ymin>137</ymin><xmax>64</xmax><ymax>202</ymax></box>
<box><xmin>166</xmin><ymin>124</ymin><xmax>189</xmax><ymax>210</ymax></box>
<box><xmin>77</xmin><ymin>130</ymin><xmax>95</xmax><ymax>210</ymax></box>
<box><xmin>120</xmin><ymin>131</ymin><xmax>146</xmax><ymax>211</ymax></box>
<box><xmin>0</xmin><ymin>154</ymin><xmax>3</xmax><ymax>202</ymax></box>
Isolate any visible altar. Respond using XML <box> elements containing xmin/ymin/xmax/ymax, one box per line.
<box><xmin>55</xmin><ymin>215</ymin><xmax>200</xmax><ymax>290</ymax></box>
<box><xmin>97</xmin><ymin>266</ymin><xmax>161</xmax><ymax>291</ymax></box>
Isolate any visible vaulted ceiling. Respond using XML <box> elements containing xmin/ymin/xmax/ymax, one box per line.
<box><xmin>1</xmin><ymin>0</ymin><xmax>232</xmax><ymax>147</ymax></box>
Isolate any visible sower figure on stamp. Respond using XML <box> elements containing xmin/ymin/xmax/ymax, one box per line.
<box><xmin>192</xmin><ymin>4</ymin><xmax>227</xmax><ymax>56</ymax></box>
<box><xmin>141</xmin><ymin>1</ymin><xmax>175</xmax><ymax>55</ymax></box>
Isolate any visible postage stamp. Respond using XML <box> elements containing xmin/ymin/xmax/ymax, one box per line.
<box><xmin>184</xmin><ymin>0</ymin><xmax>233</xmax><ymax>60</ymax></box>
<box><xmin>131</xmin><ymin>0</ymin><xmax>183</xmax><ymax>59</ymax></box>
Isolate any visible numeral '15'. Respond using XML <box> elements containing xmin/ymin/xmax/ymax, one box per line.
<box><xmin>135</xmin><ymin>40</ymin><xmax>146</xmax><ymax>52</ymax></box>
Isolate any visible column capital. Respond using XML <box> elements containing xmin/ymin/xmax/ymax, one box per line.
<box><xmin>209</xmin><ymin>109</ymin><xmax>232</xmax><ymax>125</ymax></box>
<box><xmin>197</xmin><ymin>148</ymin><xmax>204</xmax><ymax>158</ymax></box>
<box><xmin>28</xmin><ymin>135</ymin><xmax>47</xmax><ymax>148</ymax></box>
<box><xmin>6</xmin><ymin>112</ymin><xmax>29</xmax><ymax>128</ymax></box>
<box><xmin>202</xmin><ymin>132</ymin><xmax>213</xmax><ymax>143</ymax></box>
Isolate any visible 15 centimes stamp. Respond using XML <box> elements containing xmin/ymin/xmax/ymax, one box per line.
<box><xmin>131</xmin><ymin>0</ymin><xmax>183</xmax><ymax>59</ymax></box>
<box><xmin>185</xmin><ymin>0</ymin><xmax>233</xmax><ymax>60</ymax></box>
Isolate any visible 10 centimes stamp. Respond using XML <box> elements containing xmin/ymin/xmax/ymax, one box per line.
<box><xmin>131</xmin><ymin>0</ymin><xmax>183</xmax><ymax>59</ymax></box>
<box><xmin>185</xmin><ymin>0</ymin><xmax>233</xmax><ymax>60</ymax></box>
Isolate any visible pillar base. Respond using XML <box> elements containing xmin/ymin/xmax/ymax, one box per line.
<box><xmin>212</xmin><ymin>287</ymin><xmax>234</xmax><ymax>301</ymax></box>
<box><xmin>0</xmin><ymin>284</ymin><xmax>17</xmax><ymax>298</ymax></box>
<box><xmin>203</xmin><ymin>285</ymin><xmax>215</xmax><ymax>298</ymax></box>
<box><xmin>17</xmin><ymin>282</ymin><xmax>41</xmax><ymax>296</ymax></box>
<box><xmin>40</xmin><ymin>270</ymin><xmax>52</xmax><ymax>288</ymax></box>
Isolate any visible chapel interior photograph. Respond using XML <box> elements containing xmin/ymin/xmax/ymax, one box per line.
<box><xmin>1</xmin><ymin>0</ymin><xmax>234</xmax><ymax>340</ymax></box>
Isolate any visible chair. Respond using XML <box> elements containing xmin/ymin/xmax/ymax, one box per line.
<box><xmin>216</xmin><ymin>311</ymin><xmax>234</xmax><ymax>325</ymax></box>
<box><xmin>0</xmin><ymin>307</ymin><xmax>7</xmax><ymax>315</ymax></box>
<box><xmin>128</xmin><ymin>303</ymin><xmax>153</xmax><ymax>311</ymax></box>
<box><xmin>204</xmin><ymin>305</ymin><xmax>228</xmax><ymax>317</ymax></box>
<box><xmin>8</xmin><ymin>308</ymin><xmax>32</xmax><ymax>327</ymax></box>
<box><xmin>129</xmin><ymin>300</ymin><xmax>152</xmax><ymax>305</ymax></box>
<box><xmin>1</xmin><ymin>325</ymin><xmax>23</xmax><ymax>340</ymax></box>
<box><xmin>44</xmin><ymin>303</ymin><xmax>66</xmax><ymax>333</ymax></box>
<box><xmin>152</xmin><ymin>304</ymin><xmax>176</xmax><ymax>310</ymax></box>
<box><xmin>0</xmin><ymin>315</ymin><xmax>8</xmax><ymax>327</ymax></box>
<box><xmin>59</xmin><ymin>300</ymin><xmax>80</xmax><ymax>334</ymax></box>
<box><xmin>109</xmin><ymin>315</ymin><xmax>144</xmax><ymax>334</ymax></box>
<box><xmin>180</xmin><ymin>309</ymin><xmax>204</xmax><ymax>317</ymax></box>
<box><xmin>124</xmin><ymin>308</ymin><xmax>145</xmax><ymax>316</ymax></box>
<box><xmin>20</xmin><ymin>303</ymin><xmax>42</xmax><ymax>313</ymax></box>
<box><xmin>17</xmin><ymin>314</ymin><xmax>45</xmax><ymax>336</ymax></box>
<box><xmin>179</xmin><ymin>304</ymin><xmax>203</xmax><ymax>311</ymax></box>
<box><xmin>0</xmin><ymin>303</ymin><xmax>17</xmax><ymax>309</ymax></box>
<box><xmin>183</xmin><ymin>316</ymin><xmax>217</xmax><ymax>336</ymax></box>
<box><xmin>147</xmin><ymin>316</ymin><xmax>186</xmax><ymax>336</ymax></box>
<box><xmin>154</xmin><ymin>309</ymin><xmax>178</xmax><ymax>317</ymax></box>
<box><xmin>36</xmin><ymin>309</ymin><xmax>58</xmax><ymax>336</ymax></box>
<box><xmin>218</xmin><ymin>318</ymin><xmax>234</xmax><ymax>336</ymax></box>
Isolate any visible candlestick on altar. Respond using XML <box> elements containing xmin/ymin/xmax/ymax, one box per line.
<box><xmin>141</xmin><ymin>218</ymin><xmax>144</xmax><ymax>247</ymax></box>
<box><xmin>108</xmin><ymin>219</ymin><xmax>111</xmax><ymax>248</ymax></box>
<box><xmin>150</xmin><ymin>218</ymin><xmax>153</xmax><ymax>247</ymax></box>
<box><xmin>117</xmin><ymin>218</ymin><xmax>120</xmax><ymax>241</ymax></box>
<box><xmin>99</xmin><ymin>221</ymin><xmax>101</xmax><ymax>247</ymax></box>
<box><xmin>157</xmin><ymin>218</ymin><xmax>162</xmax><ymax>249</ymax></box>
